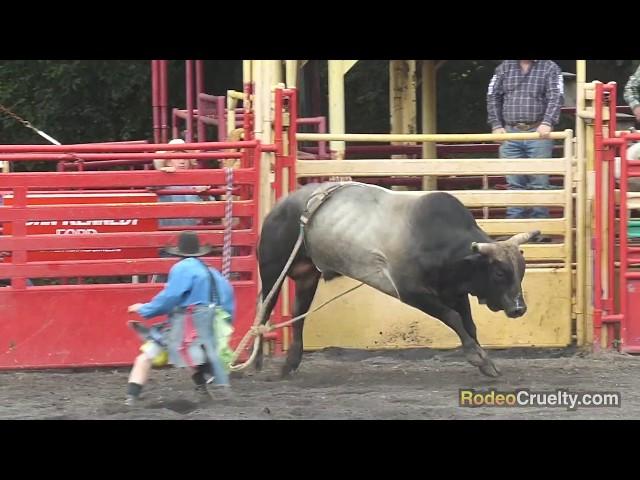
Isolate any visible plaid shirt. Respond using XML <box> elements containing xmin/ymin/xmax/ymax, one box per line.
<box><xmin>487</xmin><ymin>60</ymin><xmax>564</xmax><ymax>130</ymax></box>
<box><xmin>624</xmin><ymin>64</ymin><xmax>640</xmax><ymax>111</ymax></box>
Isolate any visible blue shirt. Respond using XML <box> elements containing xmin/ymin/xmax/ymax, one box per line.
<box><xmin>139</xmin><ymin>257</ymin><xmax>235</xmax><ymax>321</ymax></box>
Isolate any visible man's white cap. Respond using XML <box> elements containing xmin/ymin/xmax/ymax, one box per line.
<box><xmin>154</xmin><ymin>138</ymin><xmax>190</xmax><ymax>169</ymax></box>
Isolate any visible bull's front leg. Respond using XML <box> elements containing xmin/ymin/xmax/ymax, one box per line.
<box><xmin>402</xmin><ymin>291</ymin><xmax>501</xmax><ymax>378</ymax></box>
<box><xmin>448</xmin><ymin>294</ymin><xmax>500</xmax><ymax>377</ymax></box>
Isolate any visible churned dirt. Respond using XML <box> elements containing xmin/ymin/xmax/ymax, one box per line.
<box><xmin>1</xmin><ymin>347</ymin><xmax>638</xmax><ymax>420</ymax></box>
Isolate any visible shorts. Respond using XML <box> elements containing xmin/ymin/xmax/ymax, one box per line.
<box><xmin>140</xmin><ymin>339</ymin><xmax>208</xmax><ymax>368</ymax></box>
<box><xmin>140</xmin><ymin>341</ymin><xmax>169</xmax><ymax>367</ymax></box>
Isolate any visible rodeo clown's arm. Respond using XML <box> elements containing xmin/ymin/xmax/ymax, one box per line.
<box><xmin>138</xmin><ymin>261</ymin><xmax>191</xmax><ymax>318</ymax></box>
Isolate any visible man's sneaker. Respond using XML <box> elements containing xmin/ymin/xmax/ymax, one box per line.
<box><xmin>212</xmin><ymin>384</ymin><xmax>233</xmax><ymax>399</ymax></box>
<box><xmin>124</xmin><ymin>395</ymin><xmax>138</xmax><ymax>407</ymax></box>
<box><xmin>195</xmin><ymin>384</ymin><xmax>213</xmax><ymax>403</ymax></box>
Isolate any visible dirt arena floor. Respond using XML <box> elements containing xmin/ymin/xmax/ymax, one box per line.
<box><xmin>1</xmin><ymin>347</ymin><xmax>638</xmax><ymax>420</ymax></box>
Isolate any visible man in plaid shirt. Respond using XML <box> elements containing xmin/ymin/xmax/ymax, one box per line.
<box><xmin>624</xmin><ymin>64</ymin><xmax>640</xmax><ymax>123</ymax></box>
<box><xmin>487</xmin><ymin>60</ymin><xmax>564</xmax><ymax>221</ymax></box>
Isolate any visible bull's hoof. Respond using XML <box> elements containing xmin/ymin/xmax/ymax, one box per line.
<box><xmin>479</xmin><ymin>360</ymin><xmax>501</xmax><ymax>378</ymax></box>
<box><xmin>254</xmin><ymin>357</ymin><xmax>263</xmax><ymax>372</ymax></box>
<box><xmin>280</xmin><ymin>363</ymin><xmax>297</xmax><ymax>379</ymax></box>
<box><xmin>465</xmin><ymin>350</ymin><xmax>486</xmax><ymax>367</ymax></box>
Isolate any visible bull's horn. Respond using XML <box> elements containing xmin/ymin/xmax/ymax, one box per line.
<box><xmin>471</xmin><ymin>242</ymin><xmax>497</xmax><ymax>256</ymax></box>
<box><xmin>507</xmin><ymin>230</ymin><xmax>541</xmax><ymax>246</ymax></box>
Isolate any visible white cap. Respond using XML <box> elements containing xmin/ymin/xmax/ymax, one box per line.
<box><xmin>154</xmin><ymin>139</ymin><xmax>190</xmax><ymax>169</ymax></box>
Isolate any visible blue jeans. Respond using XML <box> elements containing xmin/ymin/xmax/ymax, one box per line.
<box><xmin>500</xmin><ymin>126</ymin><xmax>554</xmax><ymax>219</ymax></box>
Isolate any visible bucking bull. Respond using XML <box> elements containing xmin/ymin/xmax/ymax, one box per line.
<box><xmin>255</xmin><ymin>182</ymin><xmax>541</xmax><ymax>378</ymax></box>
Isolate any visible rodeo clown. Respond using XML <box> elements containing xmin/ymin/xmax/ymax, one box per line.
<box><xmin>125</xmin><ymin>231</ymin><xmax>235</xmax><ymax>406</ymax></box>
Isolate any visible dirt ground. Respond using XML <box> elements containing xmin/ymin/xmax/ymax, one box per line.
<box><xmin>1</xmin><ymin>347</ymin><xmax>639</xmax><ymax>420</ymax></box>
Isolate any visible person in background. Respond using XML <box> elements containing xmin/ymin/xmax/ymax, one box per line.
<box><xmin>624</xmin><ymin>64</ymin><xmax>640</xmax><ymax>124</ymax></box>
<box><xmin>152</xmin><ymin>138</ymin><xmax>211</xmax><ymax>282</ymax></box>
<box><xmin>487</xmin><ymin>60</ymin><xmax>564</xmax><ymax>233</ymax></box>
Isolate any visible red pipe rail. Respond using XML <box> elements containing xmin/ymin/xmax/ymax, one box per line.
<box><xmin>160</xmin><ymin>60</ymin><xmax>169</xmax><ymax>143</ymax></box>
<box><xmin>185</xmin><ymin>60</ymin><xmax>195</xmax><ymax>143</ymax></box>
<box><xmin>196</xmin><ymin>60</ymin><xmax>205</xmax><ymax>142</ymax></box>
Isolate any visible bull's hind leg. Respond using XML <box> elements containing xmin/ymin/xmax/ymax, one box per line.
<box><xmin>282</xmin><ymin>269</ymin><xmax>321</xmax><ymax>378</ymax></box>
<box><xmin>403</xmin><ymin>291</ymin><xmax>501</xmax><ymax>378</ymax></box>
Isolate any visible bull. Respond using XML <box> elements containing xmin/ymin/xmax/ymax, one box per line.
<box><xmin>255</xmin><ymin>182</ymin><xmax>540</xmax><ymax>378</ymax></box>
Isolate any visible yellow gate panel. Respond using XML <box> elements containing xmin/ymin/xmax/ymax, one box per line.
<box><xmin>303</xmin><ymin>269</ymin><xmax>572</xmax><ymax>350</ymax></box>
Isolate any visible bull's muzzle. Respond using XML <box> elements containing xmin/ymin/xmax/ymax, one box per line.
<box><xmin>506</xmin><ymin>305</ymin><xmax>527</xmax><ymax>318</ymax></box>
<box><xmin>505</xmin><ymin>295</ymin><xmax>527</xmax><ymax>318</ymax></box>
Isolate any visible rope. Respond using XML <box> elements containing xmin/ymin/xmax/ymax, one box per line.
<box><xmin>0</xmin><ymin>103</ymin><xmax>62</xmax><ymax>145</ymax></box>
<box><xmin>256</xmin><ymin>281</ymin><xmax>364</xmax><ymax>332</ymax></box>
<box><xmin>229</xmin><ymin>276</ymin><xmax>364</xmax><ymax>372</ymax></box>
<box><xmin>228</xmin><ymin>226</ymin><xmax>305</xmax><ymax>371</ymax></box>
<box><xmin>221</xmin><ymin>167</ymin><xmax>234</xmax><ymax>279</ymax></box>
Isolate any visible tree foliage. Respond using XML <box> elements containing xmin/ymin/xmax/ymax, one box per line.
<box><xmin>0</xmin><ymin>60</ymin><xmax>151</xmax><ymax>145</ymax></box>
<box><xmin>0</xmin><ymin>59</ymin><xmax>637</xmax><ymax>152</ymax></box>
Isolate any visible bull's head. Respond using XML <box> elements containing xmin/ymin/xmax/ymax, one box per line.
<box><xmin>469</xmin><ymin>230</ymin><xmax>540</xmax><ymax>318</ymax></box>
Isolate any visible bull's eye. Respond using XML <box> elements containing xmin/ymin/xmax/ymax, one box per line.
<box><xmin>493</xmin><ymin>269</ymin><xmax>505</xmax><ymax>280</ymax></box>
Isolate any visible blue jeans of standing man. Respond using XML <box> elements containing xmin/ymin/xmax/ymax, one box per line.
<box><xmin>500</xmin><ymin>126</ymin><xmax>555</xmax><ymax>219</ymax></box>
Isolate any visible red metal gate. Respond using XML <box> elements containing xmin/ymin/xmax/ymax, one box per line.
<box><xmin>0</xmin><ymin>139</ymin><xmax>262</xmax><ymax>369</ymax></box>
<box><xmin>593</xmin><ymin>82</ymin><xmax>640</xmax><ymax>351</ymax></box>
<box><xmin>269</xmin><ymin>87</ymin><xmax>299</xmax><ymax>350</ymax></box>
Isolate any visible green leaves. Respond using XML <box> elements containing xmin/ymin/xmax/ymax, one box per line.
<box><xmin>0</xmin><ymin>60</ymin><xmax>151</xmax><ymax>146</ymax></box>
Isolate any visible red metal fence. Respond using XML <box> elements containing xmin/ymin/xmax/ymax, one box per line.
<box><xmin>593</xmin><ymin>82</ymin><xmax>640</xmax><ymax>352</ymax></box>
<box><xmin>0</xmin><ymin>139</ymin><xmax>262</xmax><ymax>369</ymax></box>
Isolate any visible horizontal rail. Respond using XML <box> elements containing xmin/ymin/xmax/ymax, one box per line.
<box><xmin>0</xmin><ymin>280</ymin><xmax>256</xmax><ymax>292</ymax></box>
<box><xmin>0</xmin><ymin>201</ymin><xmax>255</xmax><ymax>222</ymax></box>
<box><xmin>0</xmin><ymin>256</ymin><xmax>256</xmax><ymax>277</ymax></box>
<box><xmin>0</xmin><ymin>152</ymin><xmax>243</xmax><ymax>162</ymax></box>
<box><xmin>300</xmin><ymin>143</ymin><xmax>566</xmax><ymax>156</ymax></box>
<box><xmin>392</xmin><ymin>189</ymin><xmax>566</xmax><ymax>206</ymax></box>
<box><xmin>0</xmin><ymin>141</ymin><xmax>258</xmax><ymax>153</ymax></box>
<box><xmin>0</xmin><ymin>230</ymin><xmax>257</xmax><ymax>251</ymax></box>
<box><xmin>296</xmin><ymin>131</ymin><xmax>571</xmax><ymax>143</ymax></box>
<box><xmin>296</xmin><ymin>159</ymin><xmax>567</xmax><ymax>177</ymax></box>
<box><xmin>520</xmin><ymin>244</ymin><xmax>566</xmax><ymax>260</ymax></box>
<box><xmin>0</xmin><ymin>169</ymin><xmax>257</xmax><ymax>189</ymax></box>
<box><xmin>477</xmin><ymin>218</ymin><xmax>567</xmax><ymax>235</ymax></box>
